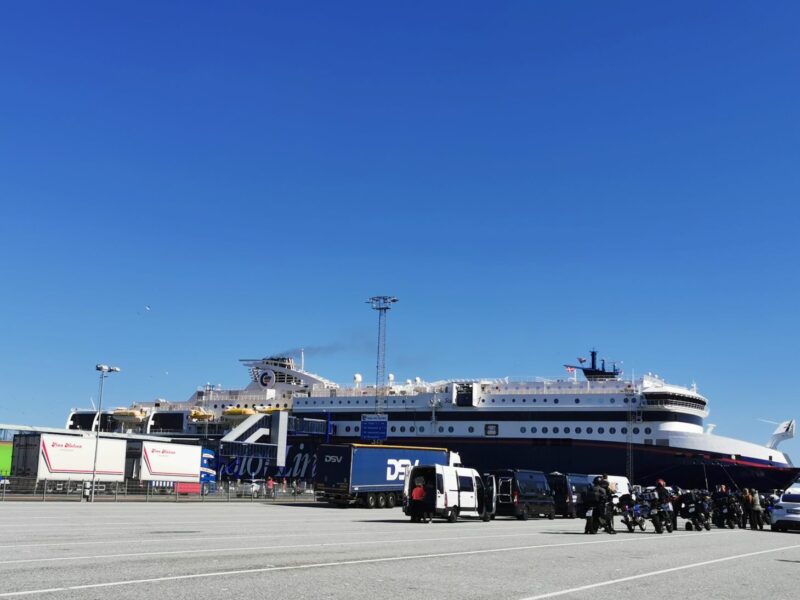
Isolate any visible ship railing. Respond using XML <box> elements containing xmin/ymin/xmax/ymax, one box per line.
<box><xmin>641</xmin><ymin>398</ymin><xmax>707</xmax><ymax>411</ymax></box>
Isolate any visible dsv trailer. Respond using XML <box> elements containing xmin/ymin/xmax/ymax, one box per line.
<box><xmin>314</xmin><ymin>444</ymin><xmax>459</xmax><ymax>508</ymax></box>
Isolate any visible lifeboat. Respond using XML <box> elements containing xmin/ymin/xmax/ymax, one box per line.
<box><xmin>255</xmin><ymin>406</ymin><xmax>283</xmax><ymax>414</ymax></box>
<box><xmin>112</xmin><ymin>408</ymin><xmax>148</xmax><ymax>424</ymax></box>
<box><xmin>222</xmin><ymin>407</ymin><xmax>256</xmax><ymax>422</ymax></box>
<box><xmin>190</xmin><ymin>408</ymin><xmax>214</xmax><ymax>422</ymax></box>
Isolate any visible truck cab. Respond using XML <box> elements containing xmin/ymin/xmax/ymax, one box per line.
<box><xmin>403</xmin><ymin>464</ymin><xmax>495</xmax><ymax>522</ymax></box>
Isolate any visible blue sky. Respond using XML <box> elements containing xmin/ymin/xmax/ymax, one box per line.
<box><xmin>1</xmin><ymin>3</ymin><xmax>799</xmax><ymax>458</ymax></box>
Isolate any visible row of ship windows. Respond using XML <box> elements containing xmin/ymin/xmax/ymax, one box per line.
<box><xmin>301</xmin><ymin>397</ymin><xmax>638</xmax><ymax>406</ymax></box>
<box><xmin>340</xmin><ymin>424</ymin><xmax>655</xmax><ymax>435</ymax></box>
<box><xmin>211</xmin><ymin>404</ymin><xmax>290</xmax><ymax>409</ymax></box>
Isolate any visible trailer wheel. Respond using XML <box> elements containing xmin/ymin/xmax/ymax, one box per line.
<box><xmin>386</xmin><ymin>493</ymin><xmax>397</xmax><ymax>508</ymax></box>
<box><xmin>365</xmin><ymin>493</ymin><xmax>377</xmax><ymax>509</ymax></box>
<box><xmin>377</xmin><ymin>493</ymin><xmax>387</xmax><ymax>509</ymax></box>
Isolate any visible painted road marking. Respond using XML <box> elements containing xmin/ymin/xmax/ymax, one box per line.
<box><xmin>0</xmin><ymin>531</ymin><xmax>737</xmax><ymax>597</ymax></box>
<box><xmin>517</xmin><ymin>542</ymin><xmax>800</xmax><ymax>599</ymax></box>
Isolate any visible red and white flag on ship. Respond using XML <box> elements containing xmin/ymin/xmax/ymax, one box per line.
<box><xmin>564</xmin><ymin>365</ymin><xmax>576</xmax><ymax>373</ymax></box>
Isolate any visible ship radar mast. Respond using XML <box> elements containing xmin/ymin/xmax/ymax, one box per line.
<box><xmin>564</xmin><ymin>349</ymin><xmax>621</xmax><ymax>381</ymax></box>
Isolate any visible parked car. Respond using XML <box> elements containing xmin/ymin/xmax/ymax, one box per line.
<box><xmin>486</xmin><ymin>469</ymin><xmax>555</xmax><ymax>520</ymax></box>
<box><xmin>236</xmin><ymin>480</ymin><xmax>266</xmax><ymax>498</ymax></box>
<box><xmin>403</xmin><ymin>464</ymin><xmax>495</xmax><ymax>522</ymax></box>
<box><xmin>771</xmin><ymin>487</ymin><xmax>800</xmax><ymax>532</ymax></box>
<box><xmin>546</xmin><ymin>472</ymin><xmax>594</xmax><ymax>518</ymax></box>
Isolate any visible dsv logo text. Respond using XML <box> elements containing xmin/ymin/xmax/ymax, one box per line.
<box><xmin>386</xmin><ymin>459</ymin><xmax>419</xmax><ymax>481</ymax></box>
<box><xmin>324</xmin><ymin>455</ymin><xmax>343</xmax><ymax>463</ymax></box>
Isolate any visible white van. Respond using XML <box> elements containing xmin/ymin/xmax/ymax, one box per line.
<box><xmin>403</xmin><ymin>464</ymin><xmax>495</xmax><ymax>522</ymax></box>
<box><xmin>589</xmin><ymin>474</ymin><xmax>631</xmax><ymax>497</ymax></box>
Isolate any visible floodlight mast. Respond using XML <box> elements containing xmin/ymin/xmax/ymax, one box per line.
<box><xmin>366</xmin><ymin>296</ymin><xmax>398</xmax><ymax>414</ymax></box>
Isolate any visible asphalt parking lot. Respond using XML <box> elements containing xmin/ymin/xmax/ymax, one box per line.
<box><xmin>0</xmin><ymin>503</ymin><xmax>798</xmax><ymax>599</ymax></box>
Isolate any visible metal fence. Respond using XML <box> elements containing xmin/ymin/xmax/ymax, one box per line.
<box><xmin>0</xmin><ymin>477</ymin><xmax>318</xmax><ymax>503</ymax></box>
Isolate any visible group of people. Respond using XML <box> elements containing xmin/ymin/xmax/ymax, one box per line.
<box><xmin>584</xmin><ymin>477</ymin><xmax>778</xmax><ymax>534</ymax></box>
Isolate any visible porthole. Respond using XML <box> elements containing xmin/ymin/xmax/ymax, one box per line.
<box><xmin>598</xmin><ymin>427</ymin><xmax>605</xmax><ymax>434</ymax></box>
<box><xmin>354</xmin><ymin>426</ymin><xmax>360</xmax><ymax>432</ymax></box>
<box><xmin>554</xmin><ymin>398</ymin><xmax>559</xmax><ymax>404</ymax></box>
<box><xmin>632</xmin><ymin>427</ymin><xmax>640</xmax><ymax>434</ymax></box>
<box><xmin>521</xmin><ymin>426</ymin><xmax>527</xmax><ymax>433</ymax></box>
<box><xmin>632</xmin><ymin>398</ymin><xmax>637</xmax><ymax>403</ymax></box>
<box><xmin>400</xmin><ymin>426</ymin><xmax>405</xmax><ymax>433</ymax></box>
<box><xmin>553</xmin><ymin>427</ymin><xmax>559</xmax><ymax>433</ymax></box>
<box><xmin>410</xmin><ymin>426</ymin><xmax>415</xmax><ymax>432</ymax></box>
<box><xmin>512</xmin><ymin>398</ymin><xmax>516</xmax><ymax>403</ymax></box>
<box><xmin>624</xmin><ymin>398</ymin><xmax>629</xmax><ymax>404</ymax></box>
<box><xmin>390</xmin><ymin>426</ymin><xmax>396</xmax><ymax>432</ymax></box>
<box><xmin>347</xmin><ymin>400</ymin><xmax>351</xmax><ymax>404</ymax></box>
<box><xmin>438</xmin><ymin>426</ymin><xmax>444</xmax><ymax>433</ymax></box>
<box><xmin>575</xmin><ymin>427</ymin><xmax>582</xmax><ymax>434</ymax></box>
<box><xmin>522</xmin><ymin>398</ymin><xmax>526</xmax><ymax>403</ymax></box>
<box><xmin>543</xmin><ymin>398</ymin><xmax>547</xmax><ymax>403</ymax></box>
<box><xmin>491</xmin><ymin>399</ymin><xmax>495</xmax><ymax>403</ymax></box>
<box><xmin>419</xmin><ymin>426</ymin><xmax>425</xmax><ymax>432</ymax></box>
<box><xmin>213</xmin><ymin>404</ymin><xmax>217</xmax><ymax>409</ymax></box>
<box><xmin>346</xmin><ymin>426</ymin><xmax>351</xmax><ymax>432</ymax></box>
<box><xmin>533</xmin><ymin>398</ymin><xmax>537</xmax><ymax>403</ymax></box>
<box><xmin>610</xmin><ymin>427</ymin><xmax>616</xmax><ymax>434</ymax></box>
<box><xmin>236</xmin><ymin>404</ymin><xmax>241</xmax><ymax>408</ymax></box>
<box><xmin>284</xmin><ymin>403</ymin><xmax>288</xmax><ymax>408</ymax></box>
<box><xmin>644</xmin><ymin>427</ymin><xmax>651</xmax><ymax>434</ymax></box>
<box><xmin>610</xmin><ymin>398</ymin><xmax>615</xmax><ymax>404</ymax></box>
<box><xmin>531</xmin><ymin>427</ymin><xmax>537</xmax><ymax>433</ymax></box>
<box><xmin>621</xmin><ymin>427</ymin><xmax>628</xmax><ymax>434</ymax></box>
<box><xmin>574</xmin><ymin>398</ymin><xmax>580</xmax><ymax>404</ymax></box>
<box><xmin>502</xmin><ymin>398</ymin><xmax>506</xmax><ymax>403</ymax></box>
<box><xmin>587</xmin><ymin>427</ymin><xmax>593</xmax><ymax>434</ymax></box>
<box><xmin>338</xmin><ymin>400</ymin><xmax>342</xmax><ymax>405</ymax></box>
<box><xmin>468</xmin><ymin>426</ymin><xmax>474</xmax><ymax>433</ymax></box>
<box><xmin>448</xmin><ymin>426</ymin><xmax>454</xmax><ymax>433</ymax></box>
<box><xmin>564</xmin><ymin>427</ymin><xmax>570</xmax><ymax>434</ymax></box>
<box><xmin>542</xmin><ymin>427</ymin><xmax>549</xmax><ymax>433</ymax></box>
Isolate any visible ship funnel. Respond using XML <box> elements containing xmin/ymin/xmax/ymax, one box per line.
<box><xmin>767</xmin><ymin>419</ymin><xmax>796</xmax><ymax>450</ymax></box>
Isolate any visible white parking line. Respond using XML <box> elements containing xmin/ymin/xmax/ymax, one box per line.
<box><xmin>517</xmin><ymin>542</ymin><xmax>800</xmax><ymax>599</ymax></box>
<box><xmin>0</xmin><ymin>531</ymin><xmax>546</xmax><ymax>565</ymax></box>
<box><xmin>0</xmin><ymin>523</ymin><xmax>491</xmax><ymax>549</ymax></box>
<box><xmin>0</xmin><ymin>531</ymin><xmax>734</xmax><ymax>597</ymax></box>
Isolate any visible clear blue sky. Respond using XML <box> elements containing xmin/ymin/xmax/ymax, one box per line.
<box><xmin>1</xmin><ymin>3</ymin><xmax>799</xmax><ymax>458</ymax></box>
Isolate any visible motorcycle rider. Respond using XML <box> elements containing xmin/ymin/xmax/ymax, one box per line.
<box><xmin>585</xmin><ymin>476</ymin><xmax>605</xmax><ymax>534</ymax></box>
<box><xmin>655</xmin><ymin>479</ymin><xmax>673</xmax><ymax>529</ymax></box>
<box><xmin>598</xmin><ymin>477</ymin><xmax>616</xmax><ymax>534</ymax></box>
<box><xmin>749</xmin><ymin>489</ymin><xmax>765</xmax><ymax>530</ymax></box>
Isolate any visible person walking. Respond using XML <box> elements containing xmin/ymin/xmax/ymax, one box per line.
<box><xmin>267</xmin><ymin>476</ymin><xmax>275</xmax><ymax>499</ymax></box>
<box><xmin>741</xmin><ymin>488</ymin><xmax>752</xmax><ymax>529</ymax></box>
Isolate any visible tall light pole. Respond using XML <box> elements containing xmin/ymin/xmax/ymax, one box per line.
<box><xmin>91</xmin><ymin>364</ymin><xmax>120</xmax><ymax>502</ymax></box>
<box><xmin>366</xmin><ymin>296</ymin><xmax>398</xmax><ymax>414</ymax></box>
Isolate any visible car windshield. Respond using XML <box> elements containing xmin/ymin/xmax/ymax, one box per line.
<box><xmin>781</xmin><ymin>493</ymin><xmax>800</xmax><ymax>503</ymax></box>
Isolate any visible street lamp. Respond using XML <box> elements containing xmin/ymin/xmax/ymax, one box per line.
<box><xmin>90</xmin><ymin>364</ymin><xmax>120</xmax><ymax>502</ymax></box>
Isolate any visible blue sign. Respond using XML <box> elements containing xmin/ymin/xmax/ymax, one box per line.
<box><xmin>360</xmin><ymin>414</ymin><xmax>388</xmax><ymax>441</ymax></box>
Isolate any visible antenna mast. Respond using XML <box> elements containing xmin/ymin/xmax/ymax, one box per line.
<box><xmin>367</xmin><ymin>295</ymin><xmax>398</xmax><ymax>414</ymax></box>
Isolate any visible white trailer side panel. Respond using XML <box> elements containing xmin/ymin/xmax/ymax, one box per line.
<box><xmin>37</xmin><ymin>434</ymin><xmax>125</xmax><ymax>482</ymax></box>
<box><xmin>140</xmin><ymin>442</ymin><xmax>201</xmax><ymax>483</ymax></box>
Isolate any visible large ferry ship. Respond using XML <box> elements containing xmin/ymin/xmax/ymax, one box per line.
<box><xmin>67</xmin><ymin>351</ymin><xmax>798</xmax><ymax>491</ymax></box>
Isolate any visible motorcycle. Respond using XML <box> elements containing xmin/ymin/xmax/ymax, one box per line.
<box><xmin>585</xmin><ymin>498</ymin><xmax>617</xmax><ymax>534</ymax></box>
<box><xmin>620</xmin><ymin>496</ymin><xmax>647</xmax><ymax>532</ymax></box>
<box><xmin>680</xmin><ymin>492</ymin><xmax>709</xmax><ymax>531</ymax></box>
<box><xmin>712</xmin><ymin>496</ymin><xmax>739</xmax><ymax>529</ymax></box>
